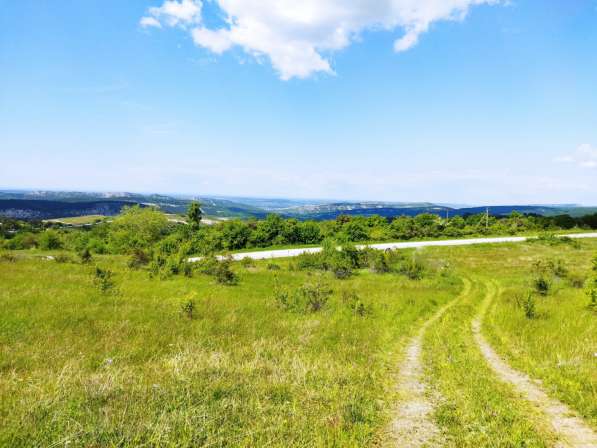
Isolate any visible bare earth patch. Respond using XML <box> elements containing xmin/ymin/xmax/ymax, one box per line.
<box><xmin>385</xmin><ymin>279</ymin><xmax>471</xmax><ymax>447</ymax></box>
<box><xmin>473</xmin><ymin>282</ymin><xmax>597</xmax><ymax>448</ymax></box>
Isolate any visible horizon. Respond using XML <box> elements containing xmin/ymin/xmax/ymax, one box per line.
<box><xmin>2</xmin><ymin>1</ymin><xmax>597</xmax><ymax>203</ymax></box>
<box><xmin>0</xmin><ymin>187</ymin><xmax>595</xmax><ymax>209</ymax></box>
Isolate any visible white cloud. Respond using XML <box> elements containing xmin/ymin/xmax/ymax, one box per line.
<box><xmin>142</xmin><ymin>0</ymin><xmax>501</xmax><ymax>79</ymax></box>
<box><xmin>556</xmin><ymin>144</ymin><xmax>597</xmax><ymax>169</ymax></box>
<box><xmin>191</xmin><ymin>28</ymin><xmax>233</xmax><ymax>54</ymax></box>
<box><xmin>140</xmin><ymin>16</ymin><xmax>162</xmax><ymax>29</ymax></box>
<box><xmin>141</xmin><ymin>0</ymin><xmax>202</xmax><ymax>28</ymax></box>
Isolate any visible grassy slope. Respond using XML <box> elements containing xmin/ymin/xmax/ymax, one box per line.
<box><xmin>481</xmin><ymin>243</ymin><xmax>597</xmax><ymax>429</ymax></box>
<box><xmin>421</xmin><ymin>240</ymin><xmax>596</xmax><ymax>445</ymax></box>
<box><xmin>0</xmin><ymin>255</ymin><xmax>459</xmax><ymax>447</ymax></box>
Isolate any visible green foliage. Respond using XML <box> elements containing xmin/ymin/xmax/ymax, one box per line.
<box><xmin>187</xmin><ymin>201</ymin><xmax>202</xmax><ymax>228</ymax></box>
<box><xmin>108</xmin><ymin>206</ymin><xmax>170</xmax><ymax>253</ymax></box>
<box><xmin>38</xmin><ymin>230</ymin><xmax>62</xmax><ymax>250</ymax></box>
<box><xmin>127</xmin><ymin>249</ymin><xmax>150</xmax><ymax>270</ymax></box>
<box><xmin>274</xmin><ymin>276</ymin><xmax>333</xmax><ymax>313</ymax></box>
<box><xmin>398</xmin><ymin>256</ymin><xmax>427</xmax><ymax>280</ymax></box>
<box><xmin>53</xmin><ymin>253</ymin><xmax>74</xmax><ymax>264</ymax></box>
<box><xmin>533</xmin><ymin>276</ymin><xmax>551</xmax><ymax>296</ymax></box>
<box><xmin>93</xmin><ymin>267</ymin><xmax>115</xmax><ymax>294</ymax></box>
<box><xmin>214</xmin><ymin>258</ymin><xmax>237</xmax><ymax>285</ymax></box>
<box><xmin>370</xmin><ymin>251</ymin><xmax>391</xmax><ymax>274</ymax></box>
<box><xmin>180</xmin><ymin>299</ymin><xmax>196</xmax><ymax>319</ymax></box>
<box><xmin>266</xmin><ymin>262</ymin><xmax>281</xmax><ymax>271</ymax></box>
<box><xmin>341</xmin><ymin>290</ymin><xmax>370</xmax><ymax>316</ymax></box>
<box><xmin>518</xmin><ymin>292</ymin><xmax>536</xmax><ymax>319</ymax></box>
<box><xmin>79</xmin><ymin>247</ymin><xmax>92</xmax><ymax>264</ymax></box>
<box><xmin>240</xmin><ymin>257</ymin><xmax>255</xmax><ymax>268</ymax></box>
<box><xmin>0</xmin><ymin>251</ymin><xmax>16</xmax><ymax>263</ymax></box>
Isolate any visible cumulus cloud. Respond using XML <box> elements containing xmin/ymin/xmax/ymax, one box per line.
<box><xmin>140</xmin><ymin>0</ymin><xmax>202</xmax><ymax>28</ymax></box>
<box><xmin>140</xmin><ymin>16</ymin><xmax>162</xmax><ymax>28</ymax></box>
<box><xmin>141</xmin><ymin>0</ymin><xmax>501</xmax><ymax>79</ymax></box>
<box><xmin>556</xmin><ymin>144</ymin><xmax>597</xmax><ymax>169</ymax></box>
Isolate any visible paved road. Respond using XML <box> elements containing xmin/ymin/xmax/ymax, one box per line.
<box><xmin>188</xmin><ymin>232</ymin><xmax>597</xmax><ymax>262</ymax></box>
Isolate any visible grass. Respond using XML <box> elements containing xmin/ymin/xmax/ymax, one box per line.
<box><xmin>482</xmin><ymin>246</ymin><xmax>597</xmax><ymax>429</ymax></box>
<box><xmin>1</xmin><ymin>239</ymin><xmax>595</xmax><ymax>446</ymax></box>
<box><xmin>0</xmin><ymin>253</ymin><xmax>459</xmax><ymax>447</ymax></box>
<box><xmin>46</xmin><ymin>215</ymin><xmax>107</xmax><ymax>225</ymax></box>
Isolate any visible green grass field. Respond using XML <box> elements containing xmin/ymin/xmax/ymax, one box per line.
<box><xmin>46</xmin><ymin>215</ymin><xmax>107</xmax><ymax>225</ymax></box>
<box><xmin>1</xmin><ymin>240</ymin><xmax>595</xmax><ymax>446</ymax></box>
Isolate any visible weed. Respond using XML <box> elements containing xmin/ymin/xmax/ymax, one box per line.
<box><xmin>341</xmin><ymin>290</ymin><xmax>370</xmax><ymax>316</ymax></box>
<box><xmin>533</xmin><ymin>276</ymin><xmax>551</xmax><ymax>296</ymax></box>
<box><xmin>0</xmin><ymin>252</ymin><xmax>16</xmax><ymax>263</ymax></box>
<box><xmin>214</xmin><ymin>257</ymin><xmax>238</xmax><ymax>285</ymax></box>
<box><xmin>79</xmin><ymin>248</ymin><xmax>93</xmax><ymax>264</ymax></box>
<box><xmin>93</xmin><ymin>267</ymin><xmax>115</xmax><ymax>294</ymax></box>
<box><xmin>266</xmin><ymin>262</ymin><xmax>281</xmax><ymax>271</ymax></box>
<box><xmin>127</xmin><ymin>249</ymin><xmax>150</xmax><ymax>270</ymax></box>
<box><xmin>181</xmin><ymin>299</ymin><xmax>196</xmax><ymax>319</ymax></box>
<box><xmin>240</xmin><ymin>257</ymin><xmax>255</xmax><ymax>268</ymax></box>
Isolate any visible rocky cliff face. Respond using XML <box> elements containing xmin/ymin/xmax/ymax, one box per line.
<box><xmin>0</xmin><ymin>200</ymin><xmax>140</xmax><ymax>219</ymax></box>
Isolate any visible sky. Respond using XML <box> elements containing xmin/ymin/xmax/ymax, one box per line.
<box><xmin>1</xmin><ymin>0</ymin><xmax>597</xmax><ymax>205</ymax></box>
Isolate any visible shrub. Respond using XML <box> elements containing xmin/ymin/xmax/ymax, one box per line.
<box><xmin>240</xmin><ymin>257</ymin><xmax>255</xmax><ymax>268</ymax></box>
<box><xmin>522</xmin><ymin>292</ymin><xmax>536</xmax><ymax>319</ymax></box>
<box><xmin>533</xmin><ymin>276</ymin><xmax>551</xmax><ymax>296</ymax></box>
<box><xmin>214</xmin><ymin>257</ymin><xmax>237</xmax><ymax>285</ymax></box>
<box><xmin>298</xmin><ymin>280</ymin><xmax>333</xmax><ymax>312</ymax></box>
<box><xmin>38</xmin><ymin>230</ymin><xmax>62</xmax><ymax>250</ymax></box>
<box><xmin>399</xmin><ymin>256</ymin><xmax>426</xmax><ymax>280</ymax></box>
<box><xmin>181</xmin><ymin>299</ymin><xmax>196</xmax><ymax>319</ymax></box>
<box><xmin>274</xmin><ymin>277</ymin><xmax>332</xmax><ymax>313</ymax></box>
<box><xmin>127</xmin><ymin>249</ymin><xmax>150</xmax><ymax>270</ymax></box>
<box><xmin>54</xmin><ymin>253</ymin><xmax>74</xmax><ymax>264</ymax></box>
<box><xmin>79</xmin><ymin>248</ymin><xmax>93</xmax><ymax>264</ymax></box>
<box><xmin>567</xmin><ymin>271</ymin><xmax>586</xmax><ymax>289</ymax></box>
<box><xmin>370</xmin><ymin>251</ymin><xmax>391</xmax><ymax>274</ymax></box>
<box><xmin>267</xmin><ymin>262</ymin><xmax>281</xmax><ymax>271</ymax></box>
<box><xmin>0</xmin><ymin>252</ymin><xmax>16</xmax><ymax>263</ymax></box>
<box><xmin>93</xmin><ymin>267</ymin><xmax>115</xmax><ymax>294</ymax></box>
<box><xmin>341</xmin><ymin>290</ymin><xmax>370</xmax><ymax>316</ymax></box>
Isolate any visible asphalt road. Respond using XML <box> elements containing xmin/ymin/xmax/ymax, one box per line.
<box><xmin>188</xmin><ymin>232</ymin><xmax>597</xmax><ymax>262</ymax></box>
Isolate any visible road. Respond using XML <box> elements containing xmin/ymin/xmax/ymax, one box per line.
<box><xmin>187</xmin><ymin>232</ymin><xmax>597</xmax><ymax>262</ymax></box>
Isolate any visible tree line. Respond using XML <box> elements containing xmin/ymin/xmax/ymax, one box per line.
<box><xmin>1</xmin><ymin>203</ymin><xmax>597</xmax><ymax>256</ymax></box>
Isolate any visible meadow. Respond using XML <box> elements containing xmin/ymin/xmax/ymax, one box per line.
<box><xmin>0</xmin><ymin>238</ymin><xmax>595</xmax><ymax>447</ymax></box>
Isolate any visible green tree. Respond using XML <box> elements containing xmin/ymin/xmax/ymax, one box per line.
<box><xmin>187</xmin><ymin>201</ymin><xmax>202</xmax><ymax>228</ymax></box>
<box><xmin>38</xmin><ymin>230</ymin><xmax>62</xmax><ymax>250</ymax></box>
<box><xmin>108</xmin><ymin>206</ymin><xmax>170</xmax><ymax>253</ymax></box>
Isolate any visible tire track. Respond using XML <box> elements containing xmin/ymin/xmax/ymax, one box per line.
<box><xmin>385</xmin><ymin>278</ymin><xmax>471</xmax><ymax>447</ymax></box>
<box><xmin>472</xmin><ymin>281</ymin><xmax>597</xmax><ymax>448</ymax></box>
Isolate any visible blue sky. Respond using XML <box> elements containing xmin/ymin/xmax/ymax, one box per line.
<box><xmin>1</xmin><ymin>0</ymin><xmax>596</xmax><ymax>205</ymax></box>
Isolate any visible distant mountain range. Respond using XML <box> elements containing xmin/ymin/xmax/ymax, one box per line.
<box><xmin>0</xmin><ymin>190</ymin><xmax>595</xmax><ymax>221</ymax></box>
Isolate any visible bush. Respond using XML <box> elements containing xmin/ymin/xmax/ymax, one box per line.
<box><xmin>181</xmin><ymin>299</ymin><xmax>196</xmax><ymax>319</ymax></box>
<box><xmin>93</xmin><ymin>267</ymin><xmax>115</xmax><ymax>294</ymax></box>
<box><xmin>370</xmin><ymin>251</ymin><xmax>391</xmax><ymax>274</ymax></box>
<box><xmin>533</xmin><ymin>276</ymin><xmax>551</xmax><ymax>296</ymax></box>
<box><xmin>240</xmin><ymin>257</ymin><xmax>255</xmax><ymax>268</ymax></box>
<box><xmin>214</xmin><ymin>258</ymin><xmax>237</xmax><ymax>285</ymax></box>
<box><xmin>267</xmin><ymin>262</ymin><xmax>281</xmax><ymax>271</ymax></box>
<box><xmin>399</xmin><ymin>256</ymin><xmax>426</xmax><ymax>280</ymax></box>
<box><xmin>521</xmin><ymin>292</ymin><xmax>536</xmax><ymax>319</ymax></box>
<box><xmin>54</xmin><ymin>253</ymin><xmax>74</xmax><ymax>263</ymax></box>
<box><xmin>38</xmin><ymin>230</ymin><xmax>62</xmax><ymax>250</ymax></box>
<box><xmin>127</xmin><ymin>249</ymin><xmax>150</xmax><ymax>270</ymax></box>
<box><xmin>0</xmin><ymin>252</ymin><xmax>16</xmax><ymax>263</ymax></box>
<box><xmin>79</xmin><ymin>248</ymin><xmax>93</xmax><ymax>264</ymax></box>
<box><xmin>341</xmin><ymin>290</ymin><xmax>370</xmax><ymax>316</ymax></box>
<box><xmin>567</xmin><ymin>271</ymin><xmax>586</xmax><ymax>289</ymax></box>
<box><xmin>274</xmin><ymin>277</ymin><xmax>332</xmax><ymax>313</ymax></box>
